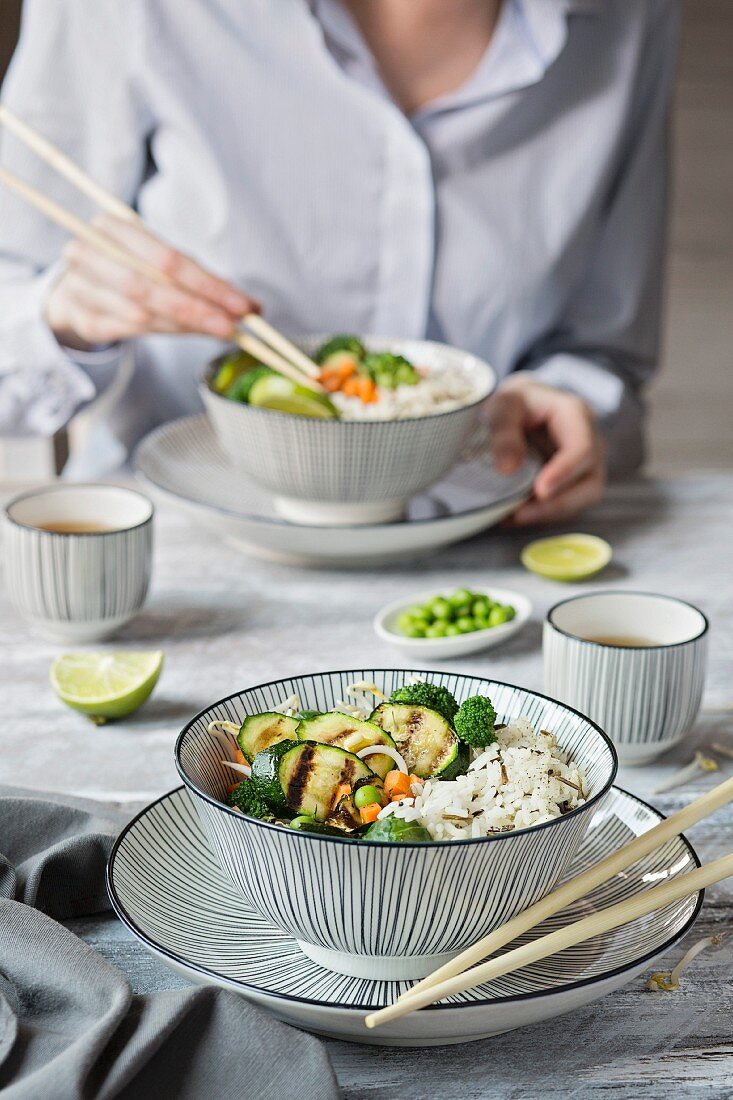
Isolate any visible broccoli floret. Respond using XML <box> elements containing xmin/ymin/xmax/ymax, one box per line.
<box><xmin>314</xmin><ymin>335</ymin><xmax>367</xmax><ymax>365</ymax></box>
<box><xmin>453</xmin><ymin>695</ymin><xmax>497</xmax><ymax>748</ymax></box>
<box><xmin>226</xmin><ymin>780</ymin><xmax>275</xmax><ymax>820</ymax></box>
<box><xmin>363</xmin><ymin>352</ymin><xmax>419</xmax><ymax>388</ymax></box>
<box><xmin>389</xmin><ymin>681</ymin><xmax>459</xmax><ymax>723</ymax></box>
<box><xmin>225</xmin><ymin>366</ymin><xmax>275</xmax><ymax>404</ymax></box>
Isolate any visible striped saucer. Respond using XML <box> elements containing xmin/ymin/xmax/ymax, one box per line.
<box><xmin>107</xmin><ymin>786</ymin><xmax>702</xmax><ymax>1047</ymax></box>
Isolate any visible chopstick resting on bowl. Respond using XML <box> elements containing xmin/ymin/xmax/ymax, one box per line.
<box><xmin>364</xmin><ymin>774</ymin><xmax>733</xmax><ymax>1029</ymax></box>
<box><xmin>365</xmin><ymin>850</ymin><xmax>733</xmax><ymax>1029</ymax></box>
<box><xmin>0</xmin><ymin>105</ymin><xmax>323</xmax><ymax>392</ymax></box>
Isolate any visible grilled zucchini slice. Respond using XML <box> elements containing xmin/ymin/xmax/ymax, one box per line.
<box><xmin>369</xmin><ymin>703</ymin><xmax>466</xmax><ymax>780</ymax></box>
<box><xmin>237</xmin><ymin>712</ymin><xmax>298</xmax><ymax>763</ymax></box>
<box><xmin>250</xmin><ymin>740</ymin><xmax>374</xmax><ymax>820</ymax></box>
<box><xmin>296</xmin><ymin>712</ymin><xmax>397</xmax><ymax>778</ymax></box>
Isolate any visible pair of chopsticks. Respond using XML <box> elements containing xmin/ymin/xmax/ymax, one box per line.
<box><xmin>0</xmin><ymin>105</ymin><xmax>323</xmax><ymax>393</ymax></box>
<box><xmin>365</xmin><ymin>775</ymin><xmax>733</xmax><ymax>1029</ymax></box>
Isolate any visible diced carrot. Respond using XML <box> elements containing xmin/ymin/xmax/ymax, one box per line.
<box><xmin>334</xmin><ymin>783</ymin><xmax>352</xmax><ymax>804</ymax></box>
<box><xmin>409</xmin><ymin>774</ymin><xmax>422</xmax><ymax>787</ymax></box>
<box><xmin>359</xmin><ymin>802</ymin><xmax>381</xmax><ymax>824</ymax></box>
<box><xmin>321</xmin><ymin>373</ymin><xmax>342</xmax><ymax>392</ymax></box>
<box><xmin>227</xmin><ymin>781</ymin><xmax>241</xmax><ymax>794</ymax></box>
<box><xmin>356</xmin><ymin>376</ymin><xmax>378</xmax><ymax>403</ymax></box>
<box><xmin>233</xmin><ymin>746</ymin><xmax>247</xmax><ymax>765</ymax></box>
<box><xmin>384</xmin><ymin>770</ymin><xmax>411</xmax><ymax>798</ymax></box>
<box><xmin>341</xmin><ymin>376</ymin><xmax>362</xmax><ymax>397</ymax></box>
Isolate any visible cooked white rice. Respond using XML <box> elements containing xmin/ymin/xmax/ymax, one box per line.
<box><xmin>377</xmin><ymin>717</ymin><xmax>586</xmax><ymax>841</ymax></box>
<box><xmin>331</xmin><ymin>366</ymin><xmax>478</xmax><ymax>421</ymax></box>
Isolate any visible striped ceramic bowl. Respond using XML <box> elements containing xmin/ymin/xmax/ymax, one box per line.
<box><xmin>544</xmin><ymin>592</ymin><xmax>708</xmax><ymax>765</ymax></box>
<box><xmin>201</xmin><ymin>337</ymin><xmax>496</xmax><ymax>526</ymax></box>
<box><xmin>175</xmin><ymin>669</ymin><xmax>617</xmax><ymax>981</ymax></box>
<box><xmin>3</xmin><ymin>484</ymin><xmax>153</xmax><ymax>643</ymax></box>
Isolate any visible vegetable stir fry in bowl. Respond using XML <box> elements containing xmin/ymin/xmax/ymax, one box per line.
<box><xmin>201</xmin><ymin>336</ymin><xmax>496</xmax><ymax>526</ymax></box>
<box><xmin>175</xmin><ymin>669</ymin><xmax>616</xmax><ymax>979</ymax></box>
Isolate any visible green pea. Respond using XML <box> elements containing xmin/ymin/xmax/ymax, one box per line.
<box><xmin>429</xmin><ymin>597</ymin><xmax>452</xmax><ymax>620</ymax></box>
<box><xmin>396</xmin><ymin>612</ymin><xmax>415</xmax><ymax>634</ymax></box>
<box><xmin>405</xmin><ymin>623</ymin><xmax>427</xmax><ymax>638</ymax></box>
<box><xmin>488</xmin><ymin>605</ymin><xmax>512</xmax><ymax>627</ymax></box>
<box><xmin>425</xmin><ymin>623</ymin><xmax>448</xmax><ymax>638</ymax></box>
<box><xmin>472</xmin><ymin>597</ymin><xmax>491</xmax><ymax>619</ymax></box>
<box><xmin>354</xmin><ymin>784</ymin><xmax>383</xmax><ymax>809</ymax></box>
<box><xmin>448</xmin><ymin>588</ymin><xmax>474</xmax><ymax>607</ymax></box>
<box><xmin>405</xmin><ymin>604</ymin><xmax>426</xmax><ymax>620</ymax></box>
<box><xmin>455</xmin><ymin>616</ymin><xmax>476</xmax><ymax>634</ymax></box>
<box><xmin>444</xmin><ymin>624</ymin><xmax>461</xmax><ymax>637</ymax></box>
<box><xmin>474</xmin><ymin>616</ymin><xmax>490</xmax><ymax>631</ymax></box>
<box><xmin>453</xmin><ymin>604</ymin><xmax>472</xmax><ymax>619</ymax></box>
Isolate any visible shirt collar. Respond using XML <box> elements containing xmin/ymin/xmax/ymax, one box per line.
<box><xmin>310</xmin><ymin>1</ymin><xmax>601</xmax><ymax>117</ymax></box>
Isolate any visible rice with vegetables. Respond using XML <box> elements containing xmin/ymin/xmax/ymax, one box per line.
<box><xmin>380</xmin><ymin>719</ymin><xmax>586</xmax><ymax>841</ymax></box>
<box><xmin>211</xmin><ymin>334</ymin><xmax>482</xmax><ymax>421</ymax></box>
<box><xmin>209</xmin><ymin>676</ymin><xmax>586</xmax><ymax>843</ymax></box>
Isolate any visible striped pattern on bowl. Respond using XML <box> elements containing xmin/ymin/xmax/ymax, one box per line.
<box><xmin>107</xmin><ymin>784</ymin><xmax>702</xmax><ymax>1011</ymax></box>
<box><xmin>544</xmin><ymin>592</ymin><xmax>708</xmax><ymax>764</ymax></box>
<box><xmin>201</xmin><ymin>337</ymin><xmax>496</xmax><ymax>521</ymax></box>
<box><xmin>175</xmin><ymin>669</ymin><xmax>617</xmax><ymax>979</ymax></box>
<box><xmin>3</xmin><ymin>484</ymin><xmax>153</xmax><ymax>642</ymax></box>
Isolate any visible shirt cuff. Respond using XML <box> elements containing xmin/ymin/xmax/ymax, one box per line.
<box><xmin>0</xmin><ymin>265</ymin><xmax>121</xmax><ymax>437</ymax></box>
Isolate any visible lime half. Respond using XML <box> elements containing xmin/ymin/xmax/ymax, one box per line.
<box><xmin>248</xmin><ymin>374</ymin><xmax>338</xmax><ymax>419</ymax></box>
<box><xmin>50</xmin><ymin>651</ymin><xmax>164</xmax><ymax>724</ymax></box>
<box><xmin>520</xmin><ymin>534</ymin><xmax>612</xmax><ymax>581</ymax></box>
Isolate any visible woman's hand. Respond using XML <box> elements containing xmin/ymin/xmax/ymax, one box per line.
<box><xmin>45</xmin><ymin>214</ymin><xmax>257</xmax><ymax>351</ymax></box>
<box><xmin>486</xmin><ymin>374</ymin><xmax>607</xmax><ymax>525</ymax></box>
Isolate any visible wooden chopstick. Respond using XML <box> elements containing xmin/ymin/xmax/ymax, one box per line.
<box><xmin>397</xmin><ymin>775</ymin><xmax>733</xmax><ymax>1008</ymax></box>
<box><xmin>0</xmin><ymin>106</ymin><xmax>323</xmax><ymax>387</ymax></box>
<box><xmin>365</xmin><ymin>851</ymin><xmax>733</xmax><ymax>1029</ymax></box>
<box><xmin>0</xmin><ymin>104</ymin><xmax>141</xmax><ymax>224</ymax></box>
<box><xmin>243</xmin><ymin>314</ymin><xmax>321</xmax><ymax>380</ymax></box>
<box><xmin>0</xmin><ymin>165</ymin><xmax>172</xmax><ymax>287</ymax></box>
<box><xmin>235</xmin><ymin>330</ymin><xmax>324</xmax><ymax>392</ymax></box>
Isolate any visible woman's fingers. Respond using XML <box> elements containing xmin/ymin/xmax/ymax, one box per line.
<box><xmin>64</xmin><ymin>238</ymin><xmax>235</xmax><ymax>338</ymax></box>
<box><xmin>94</xmin><ymin>214</ymin><xmax>256</xmax><ymax>318</ymax></box>
<box><xmin>532</xmin><ymin>395</ymin><xmax>600</xmax><ymax>501</ymax></box>
<box><xmin>485</xmin><ymin>390</ymin><xmax>528</xmax><ymax>474</ymax></box>
<box><xmin>505</xmin><ymin>467</ymin><xmax>606</xmax><ymax>526</ymax></box>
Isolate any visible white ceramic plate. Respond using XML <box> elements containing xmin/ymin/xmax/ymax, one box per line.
<box><xmin>133</xmin><ymin>415</ymin><xmax>539</xmax><ymax>567</ymax></box>
<box><xmin>374</xmin><ymin>587</ymin><xmax>533</xmax><ymax>658</ymax></box>
<box><xmin>107</xmin><ymin>786</ymin><xmax>702</xmax><ymax>1048</ymax></box>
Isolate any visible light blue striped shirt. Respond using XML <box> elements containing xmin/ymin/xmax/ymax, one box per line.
<box><xmin>0</xmin><ymin>0</ymin><xmax>679</xmax><ymax>475</ymax></box>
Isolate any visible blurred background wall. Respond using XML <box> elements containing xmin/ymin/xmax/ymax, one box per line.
<box><xmin>1</xmin><ymin>0</ymin><xmax>731</xmax><ymax>472</ymax></box>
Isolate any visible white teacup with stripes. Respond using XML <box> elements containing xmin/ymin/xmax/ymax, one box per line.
<box><xmin>544</xmin><ymin>592</ymin><xmax>708</xmax><ymax>765</ymax></box>
<box><xmin>3</xmin><ymin>484</ymin><xmax>153</xmax><ymax>643</ymax></box>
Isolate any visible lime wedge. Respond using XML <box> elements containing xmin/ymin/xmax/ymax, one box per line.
<box><xmin>520</xmin><ymin>534</ymin><xmax>612</xmax><ymax>581</ymax></box>
<box><xmin>50</xmin><ymin>651</ymin><xmax>164</xmax><ymax>724</ymax></box>
<box><xmin>248</xmin><ymin>374</ymin><xmax>338</xmax><ymax>419</ymax></box>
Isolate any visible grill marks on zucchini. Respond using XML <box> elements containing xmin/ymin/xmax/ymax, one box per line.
<box><xmin>296</xmin><ymin>712</ymin><xmax>397</xmax><ymax>778</ymax></box>
<box><xmin>251</xmin><ymin>741</ymin><xmax>375</xmax><ymax>820</ymax></box>
<box><xmin>237</xmin><ymin>712</ymin><xmax>298</xmax><ymax>763</ymax></box>
<box><xmin>370</xmin><ymin>702</ymin><xmax>464</xmax><ymax>779</ymax></box>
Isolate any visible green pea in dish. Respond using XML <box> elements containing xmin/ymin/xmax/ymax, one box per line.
<box><xmin>397</xmin><ymin>587</ymin><xmax>516</xmax><ymax>639</ymax></box>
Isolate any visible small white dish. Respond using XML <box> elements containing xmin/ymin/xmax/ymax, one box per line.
<box><xmin>107</xmin><ymin>785</ymin><xmax>702</xmax><ymax>1048</ymax></box>
<box><xmin>374</xmin><ymin>587</ymin><xmax>532</xmax><ymax>658</ymax></box>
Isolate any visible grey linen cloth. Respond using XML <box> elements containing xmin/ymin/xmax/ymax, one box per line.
<box><xmin>0</xmin><ymin>786</ymin><xmax>341</xmax><ymax>1100</ymax></box>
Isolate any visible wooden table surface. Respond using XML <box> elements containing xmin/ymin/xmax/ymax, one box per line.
<box><xmin>3</xmin><ymin>471</ymin><xmax>733</xmax><ymax>1097</ymax></box>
